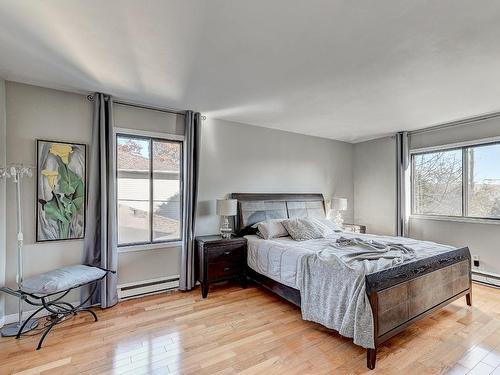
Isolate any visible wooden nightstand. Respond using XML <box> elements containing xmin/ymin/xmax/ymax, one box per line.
<box><xmin>195</xmin><ymin>235</ymin><xmax>247</xmax><ymax>298</ymax></box>
<box><xmin>342</xmin><ymin>223</ymin><xmax>366</xmax><ymax>234</ymax></box>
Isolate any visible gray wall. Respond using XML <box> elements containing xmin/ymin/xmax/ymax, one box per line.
<box><xmin>114</xmin><ymin>103</ymin><xmax>184</xmax><ymax>135</ymax></box>
<box><xmin>4</xmin><ymin>82</ymin><xmax>92</xmax><ymax>315</ymax></box>
<box><xmin>197</xmin><ymin>118</ymin><xmax>354</xmax><ymax>235</ymax></box>
<box><xmin>1</xmin><ymin>81</ymin><xmax>355</xmax><ymax>316</ymax></box>
<box><xmin>353</xmin><ymin>136</ymin><xmax>396</xmax><ymax>235</ymax></box>
<box><xmin>0</xmin><ymin>80</ymin><xmax>6</xmax><ymax>326</ymax></box>
<box><xmin>409</xmin><ymin>217</ymin><xmax>500</xmax><ymax>275</ymax></box>
<box><xmin>409</xmin><ymin>117</ymin><xmax>500</xmax><ymax>150</ymax></box>
<box><xmin>408</xmin><ymin>117</ymin><xmax>500</xmax><ymax>276</ymax></box>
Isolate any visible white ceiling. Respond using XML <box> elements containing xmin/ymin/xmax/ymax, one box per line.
<box><xmin>1</xmin><ymin>1</ymin><xmax>500</xmax><ymax>142</ymax></box>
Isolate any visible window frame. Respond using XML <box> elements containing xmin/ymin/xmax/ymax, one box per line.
<box><xmin>410</xmin><ymin>136</ymin><xmax>500</xmax><ymax>223</ymax></box>
<box><xmin>114</xmin><ymin>127</ymin><xmax>185</xmax><ymax>251</ymax></box>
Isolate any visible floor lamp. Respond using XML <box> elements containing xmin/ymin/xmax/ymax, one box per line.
<box><xmin>0</xmin><ymin>165</ymin><xmax>39</xmax><ymax>336</ymax></box>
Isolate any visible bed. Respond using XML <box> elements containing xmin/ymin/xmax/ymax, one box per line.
<box><xmin>231</xmin><ymin>193</ymin><xmax>472</xmax><ymax>370</ymax></box>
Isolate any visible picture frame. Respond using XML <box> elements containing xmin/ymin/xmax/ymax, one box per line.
<box><xmin>36</xmin><ymin>139</ymin><xmax>87</xmax><ymax>242</ymax></box>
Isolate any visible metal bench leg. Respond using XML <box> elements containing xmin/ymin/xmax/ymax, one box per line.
<box><xmin>16</xmin><ymin>306</ymin><xmax>44</xmax><ymax>339</ymax></box>
<box><xmin>52</xmin><ymin>302</ymin><xmax>78</xmax><ymax>316</ymax></box>
<box><xmin>36</xmin><ymin>316</ymin><xmax>62</xmax><ymax>350</ymax></box>
<box><xmin>52</xmin><ymin>301</ymin><xmax>97</xmax><ymax>321</ymax></box>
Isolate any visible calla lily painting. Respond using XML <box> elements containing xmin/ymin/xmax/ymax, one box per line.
<box><xmin>37</xmin><ymin>140</ymin><xmax>86</xmax><ymax>241</ymax></box>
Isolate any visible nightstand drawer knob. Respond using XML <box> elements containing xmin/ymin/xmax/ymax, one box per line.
<box><xmin>223</xmin><ymin>267</ymin><xmax>231</xmax><ymax>271</ymax></box>
<box><xmin>223</xmin><ymin>251</ymin><xmax>231</xmax><ymax>255</ymax></box>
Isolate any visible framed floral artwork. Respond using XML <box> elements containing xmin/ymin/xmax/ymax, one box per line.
<box><xmin>36</xmin><ymin>140</ymin><xmax>86</xmax><ymax>242</ymax></box>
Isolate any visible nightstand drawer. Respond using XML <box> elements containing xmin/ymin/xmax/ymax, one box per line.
<box><xmin>207</xmin><ymin>261</ymin><xmax>242</xmax><ymax>281</ymax></box>
<box><xmin>207</xmin><ymin>244</ymin><xmax>244</xmax><ymax>263</ymax></box>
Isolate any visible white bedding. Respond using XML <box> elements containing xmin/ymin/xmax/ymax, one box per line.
<box><xmin>245</xmin><ymin>231</ymin><xmax>456</xmax><ymax>290</ymax></box>
<box><xmin>246</xmin><ymin>235</ymin><xmax>320</xmax><ymax>288</ymax></box>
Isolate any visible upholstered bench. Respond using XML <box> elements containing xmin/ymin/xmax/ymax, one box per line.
<box><xmin>0</xmin><ymin>264</ymin><xmax>113</xmax><ymax>349</ymax></box>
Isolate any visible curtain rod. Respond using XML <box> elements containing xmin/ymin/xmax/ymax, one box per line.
<box><xmin>409</xmin><ymin>110</ymin><xmax>500</xmax><ymax>136</ymax></box>
<box><xmin>87</xmin><ymin>94</ymin><xmax>187</xmax><ymax>116</ymax></box>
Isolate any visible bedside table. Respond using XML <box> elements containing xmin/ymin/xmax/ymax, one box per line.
<box><xmin>195</xmin><ymin>235</ymin><xmax>247</xmax><ymax>298</ymax></box>
<box><xmin>342</xmin><ymin>223</ymin><xmax>366</xmax><ymax>234</ymax></box>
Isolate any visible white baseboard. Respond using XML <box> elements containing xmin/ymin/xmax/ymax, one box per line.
<box><xmin>117</xmin><ymin>275</ymin><xmax>179</xmax><ymax>300</ymax></box>
<box><xmin>3</xmin><ymin>301</ymin><xmax>80</xmax><ymax>325</ymax></box>
<box><xmin>472</xmin><ymin>270</ymin><xmax>500</xmax><ymax>288</ymax></box>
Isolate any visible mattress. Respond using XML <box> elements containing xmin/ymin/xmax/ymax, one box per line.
<box><xmin>245</xmin><ymin>232</ymin><xmax>457</xmax><ymax>290</ymax></box>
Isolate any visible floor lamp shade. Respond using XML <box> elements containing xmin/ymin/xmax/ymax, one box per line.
<box><xmin>216</xmin><ymin>199</ymin><xmax>237</xmax><ymax>216</ymax></box>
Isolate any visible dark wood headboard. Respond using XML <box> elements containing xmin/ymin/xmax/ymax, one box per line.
<box><xmin>231</xmin><ymin>193</ymin><xmax>325</xmax><ymax>235</ymax></box>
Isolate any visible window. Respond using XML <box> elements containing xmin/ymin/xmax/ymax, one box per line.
<box><xmin>412</xmin><ymin>149</ymin><xmax>463</xmax><ymax>216</ymax></box>
<box><xmin>116</xmin><ymin>134</ymin><xmax>182</xmax><ymax>246</ymax></box>
<box><xmin>467</xmin><ymin>143</ymin><xmax>500</xmax><ymax>218</ymax></box>
<box><xmin>411</xmin><ymin>141</ymin><xmax>500</xmax><ymax>220</ymax></box>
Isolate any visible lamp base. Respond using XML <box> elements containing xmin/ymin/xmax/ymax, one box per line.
<box><xmin>220</xmin><ymin>215</ymin><xmax>233</xmax><ymax>239</ymax></box>
<box><xmin>1</xmin><ymin>319</ymin><xmax>39</xmax><ymax>337</ymax></box>
<box><xmin>333</xmin><ymin>211</ymin><xmax>344</xmax><ymax>227</ymax></box>
<box><xmin>220</xmin><ymin>228</ymin><xmax>233</xmax><ymax>239</ymax></box>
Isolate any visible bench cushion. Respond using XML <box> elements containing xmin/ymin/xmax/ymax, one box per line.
<box><xmin>22</xmin><ymin>265</ymin><xmax>106</xmax><ymax>295</ymax></box>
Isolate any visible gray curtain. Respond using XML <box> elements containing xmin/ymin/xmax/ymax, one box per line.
<box><xmin>179</xmin><ymin>111</ymin><xmax>201</xmax><ymax>291</ymax></box>
<box><xmin>396</xmin><ymin>131</ymin><xmax>410</xmax><ymax>237</ymax></box>
<box><xmin>81</xmin><ymin>93</ymin><xmax>118</xmax><ymax>308</ymax></box>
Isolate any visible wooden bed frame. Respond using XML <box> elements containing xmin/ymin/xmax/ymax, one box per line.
<box><xmin>231</xmin><ymin>193</ymin><xmax>472</xmax><ymax>370</ymax></box>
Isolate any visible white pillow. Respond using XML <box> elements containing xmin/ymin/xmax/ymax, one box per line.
<box><xmin>281</xmin><ymin>218</ymin><xmax>324</xmax><ymax>241</ymax></box>
<box><xmin>251</xmin><ymin>219</ymin><xmax>289</xmax><ymax>239</ymax></box>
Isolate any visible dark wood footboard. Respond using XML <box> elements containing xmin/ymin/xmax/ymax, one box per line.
<box><xmin>364</xmin><ymin>246</ymin><xmax>472</xmax><ymax>369</ymax></box>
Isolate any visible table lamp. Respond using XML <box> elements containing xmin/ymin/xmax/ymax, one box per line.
<box><xmin>216</xmin><ymin>199</ymin><xmax>237</xmax><ymax>239</ymax></box>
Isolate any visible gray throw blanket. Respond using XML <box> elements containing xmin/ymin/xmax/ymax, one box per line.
<box><xmin>299</xmin><ymin>237</ymin><xmax>416</xmax><ymax>349</ymax></box>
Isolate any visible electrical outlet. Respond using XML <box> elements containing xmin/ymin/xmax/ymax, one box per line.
<box><xmin>472</xmin><ymin>255</ymin><xmax>480</xmax><ymax>268</ymax></box>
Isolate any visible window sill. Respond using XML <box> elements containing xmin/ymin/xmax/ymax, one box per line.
<box><xmin>117</xmin><ymin>241</ymin><xmax>182</xmax><ymax>253</ymax></box>
<box><xmin>410</xmin><ymin>215</ymin><xmax>500</xmax><ymax>225</ymax></box>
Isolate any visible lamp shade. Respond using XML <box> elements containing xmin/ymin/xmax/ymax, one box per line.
<box><xmin>216</xmin><ymin>199</ymin><xmax>237</xmax><ymax>216</ymax></box>
<box><xmin>331</xmin><ymin>197</ymin><xmax>348</xmax><ymax>211</ymax></box>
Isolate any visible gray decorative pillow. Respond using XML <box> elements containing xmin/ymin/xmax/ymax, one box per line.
<box><xmin>251</xmin><ymin>219</ymin><xmax>289</xmax><ymax>239</ymax></box>
<box><xmin>281</xmin><ymin>218</ymin><xmax>324</xmax><ymax>241</ymax></box>
<box><xmin>310</xmin><ymin>218</ymin><xmax>343</xmax><ymax>236</ymax></box>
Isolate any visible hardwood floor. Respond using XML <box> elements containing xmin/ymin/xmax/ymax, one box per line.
<box><xmin>0</xmin><ymin>283</ymin><xmax>499</xmax><ymax>375</ymax></box>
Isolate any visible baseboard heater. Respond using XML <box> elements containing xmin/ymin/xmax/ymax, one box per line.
<box><xmin>472</xmin><ymin>270</ymin><xmax>500</xmax><ymax>289</ymax></box>
<box><xmin>117</xmin><ymin>275</ymin><xmax>180</xmax><ymax>300</ymax></box>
